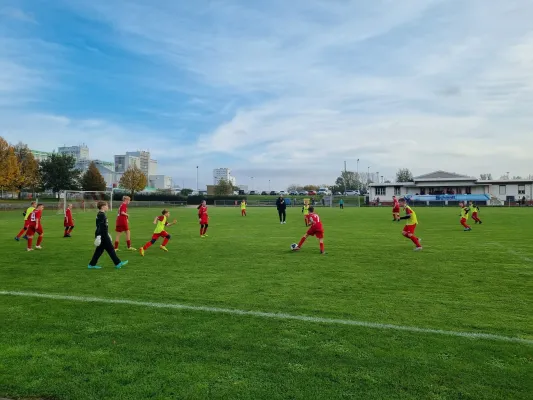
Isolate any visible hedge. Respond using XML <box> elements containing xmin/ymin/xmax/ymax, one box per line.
<box><xmin>113</xmin><ymin>192</ymin><xmax>244</xmax><ymax>205</ymax></box>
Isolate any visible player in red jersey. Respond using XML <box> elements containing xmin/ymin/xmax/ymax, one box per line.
<box><xmin>292</xmin><ymin>206</ymin><xmax>325</xmax><ymax>254</ymax></box>
<box><xmin>63</xmin><ymin>203</ymin><xmax>75</xmax><ymax>237</ymax></box>
<box><xmin>26</xmin><ymin>204</ymin><xmax>45</xmax><ymax>251</ymax></box>
<box><xmin>114</xmin><ymin>196</ymin><xmax>136</xmax><ymax>251</ymax></box>
<box><xmin>392</xmin><ymin>195</ymin><xmax>400</xmax><ymax>221</ymax></box>
<box><xmin>198</xmin><ymin>200</ymin><xmax>209</xmax><ymax>237</ymax></box>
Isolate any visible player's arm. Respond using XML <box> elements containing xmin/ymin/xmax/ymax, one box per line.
<box><xmin>167</xmin><ymin>219</ymin><xmax>177</xmax><ymax>226</ymax></box>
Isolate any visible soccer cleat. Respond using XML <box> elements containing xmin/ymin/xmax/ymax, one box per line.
<box><xmin>203</xmin><ymin>234</ymin><xmax>208</xmax><ymax>237</ymax></box>
<box><xmin>320</xmin><ymin>251</ymin><xmax>326</xmax><ymax>254</ymax></box>
<box><xmin>414</xmin><ymin>247</ymin><xmax>423</xmax><ymax>251</ymax></box>
<box><xmin>292</xmin><ymin>246</ymin><xmax>300</xmax><ymax>251</ymax></box>
<box><xmin>127</xmin><ymin>246</ymin><xmax>137</xmax><ymax>251</ymax></box>
<box><xmin>14</xmin><ymin>237</ymin><xmax>20</xmax><ymax>241</ymax></box>
<box><xmin>35</xmin><ymin>246</ymin><xmax>42</xmax><ymax>250</ymax></box>
<box><xmin>160</xmin><ymin>245</ymin><xmax>168</xmax><ymax>252</ymax></box>
<box><xmin>23</xmin><ymin>235</ymin><xmax>28</xmax><ymax>240</ymax></box>
<box><xmin>27</xmin><ymin>248</ymin><xmax>34</xmax><ymax>252</ymax></box>
<box><xmin>464</xmin><ymin>228</ymin><xmax>472</xmax><ymax>231</ymax></box>
<box><xmin>115</xmin><ymin>260</ymin><xmax>128</xmax><ymax>269</ymax></box>
<box><xmin>88</xmin><ymin>265</ymin><xmax>102</xmax><ymax>269</ymax></box>
<box><xmin>139</xmin><ymin>247</ymin><xmax>145</xmax><ymax>257</ymax></box>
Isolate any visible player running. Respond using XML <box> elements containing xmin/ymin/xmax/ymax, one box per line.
<box><xmin>63</xmin><ymin>203</ymin><xmax>75</xmax><ymax>237</ymax></box>
<box><xmin>470</xmin><ymin>201</ymin><xmax>482</xmax><ymax>224</ymax></box>
<box><xmin>292</xmin><ymin>206</ymin><xmax>325</xmax><ymax>254</ymax></box>
<box><xmin>114</xmin><ymin>196</ymin><xmax>136</xmax><ymax>251</ymax></box>
<box><xmin>392</xmin><ymin>195</ymin><xmax>400</xmax><ymax>221</ymax></box>
<box><xmin>241</xmin><ymin>199</ymin><xmax>247</xmax><ymax>216</ymax></box>
<box><xmin>140</xmin><ymin>209</ymin><xmax>177</xmax><ymax>255</ymax></box>
<box><xmin>398</xmin><ymin>198</ymin><xmax>422</xmax><ymax>250</ymax></box>
<box><xmin>198</xmin><ymin>200</ymin><xmax>209</xmax><ymax>237</ymax></box>
<box><xmin>459</xmin><ymin>202</ymin><xmax>472</xmax><ymax>231</ymax></box>
<box><xmin>15</xmin><ymin>201</ymin><xmax>36</xmax><ymax>241</ymax></box>
<box><xmin>26</xmin><ymin>204</ymin><xmax>45</xmax><ymax>251</ymax></box>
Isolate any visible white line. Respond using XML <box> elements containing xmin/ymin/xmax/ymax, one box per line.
<box><xmin>488</xmin><ymin>242</ymin><xmax>533</xmax><ymax>263</ymax></box>
<box><xmin>1</xmin><ymin>290</ymin><xmax>531</xmax><ymax>345</ymax></box>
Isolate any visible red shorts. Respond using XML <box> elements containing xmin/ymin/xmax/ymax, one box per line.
<box><xmin>472</xmin><ymin>212</ymin><xmax>478</xmax><ymax>218</ymax></box>
<box><xmin>23</xmin><ymin>220</ymin><xmax>31</xmax><ymax>228</ymax></box>
<box><xmin>393</xmin><ymin>207</ymin><xmax>400</xmax><ymax>213</ymax></box>
<box><xmin>152</xmin><ymin>231</ymin><xmax>169</xmax><ymax>240</ymax></box>
<box><xmin>64</xmin><ymin>219</ymin><xmax>74</xmax><ymax>227</ymax></box>
<box><xmin>115</xmin><ymin>223</ymin><xmax>129</xmax><ymax>232</ymax></box>
<box><xmin>306</xmin><ymin>226</ymin><xmax>324</xmax><ymax>239</ymax></box>
<box><xmin>27</xmin><ymin>226</ymin><xmax>43</xmax><ymax>236</ymax></box>
<box><xmin>200</xmin><ymin>218</ymin><xmax>208</xmax><ymax>225</ymax></box>
<box><xmin>402</xmin><ymin>224</ymin><xmax>416</xmax><ymax>235</ymax></box>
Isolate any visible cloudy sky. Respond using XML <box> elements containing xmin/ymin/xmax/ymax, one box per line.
<box><xmin>1</xmin><ymin>0</ymin><xmax>533</xmax><ymax>190</ymax></box>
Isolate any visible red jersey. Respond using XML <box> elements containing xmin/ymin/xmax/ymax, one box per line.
<box><xmin>116</xmin><ymin>203</ymin><xmax>128</xmax><ymax>224</ymax></box>
<box><xmin>198</xmin><ymin>205</ymin><xmax>208</xmax><ymax>222</ymax></box>
<box><xmin>64</xmin><ymin>208</ymin><xmax>73</xmax><ymax>225</ymax></box>
<box><xmin>308</xmin><ymin>212</ymin><xmax>323</xmax><ymax>231</ymax></box>
<box><xmin>28</xmin><ymin>209</ymin><xmax>42</xmax><ymax>228</ymax></box>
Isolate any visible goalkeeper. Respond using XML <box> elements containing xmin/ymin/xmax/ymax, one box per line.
<box><xmin>88</xmin><ymin>201</ymin><xmax>129</xmax><ymax>269</ymax></box>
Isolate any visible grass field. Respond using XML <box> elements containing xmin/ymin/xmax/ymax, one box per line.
<box><xmin>0</xmin><ymin>206</ymin><xmax>532</xmax><ymax>399</ymax></box>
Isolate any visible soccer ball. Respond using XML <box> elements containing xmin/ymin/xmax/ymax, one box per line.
<box><xmin>290</xmin><ymin>243</ymin><xmax>298</xmax><ymax>250</ymax></box>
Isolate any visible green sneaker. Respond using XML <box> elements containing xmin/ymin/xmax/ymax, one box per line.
<box><xmin>115</xmin><ymin>260</ymin><xmax>129</xmax><ymax>269</ymax></box>
<box><xmin>88</xmin><ymin>265</ymin><xmax>102</xmax><ymax>269</ymax></box>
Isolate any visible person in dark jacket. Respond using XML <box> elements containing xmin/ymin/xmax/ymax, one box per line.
<box><xmin>276</xmin><ymin>195</ymin><xmax>287</xmax><ymax>224</ymax></box>
<box><xmin>88</xmin><ymin>201</ymin><xmax>128</xmax><ymax>269</ymax></box>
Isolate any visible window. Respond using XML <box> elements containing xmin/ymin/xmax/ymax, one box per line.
<box><xmin>394</xmin><ymin>187</ymin><xmax>401</xmax><ymax>195</ymax></box>
<box><xmin>499</xmin><ymin>185</ymin><xmax>506</xmax><ymax>195</ymax></box>
<box><xmin>518</xmin><ymin>185</ymin><xmax>525</xmax><ymax>195</ymax></box>
<box><xmin>465</xmin><ymin>187</ymin><xmax>471</xmax><ymax>194</ymax></box>
<box><xmin>375</xmin><ymin>187</ymin><xmax>386</xmax><ymax>196</ymax></box>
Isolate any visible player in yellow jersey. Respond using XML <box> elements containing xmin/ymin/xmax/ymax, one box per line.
<box><xmin>139</xmin><ymin>209</ymin><xmax>177</xmax><ymax>255</ymax></box>
<box><xmin>302</xmin><ymin>201</ymin><xmax>310</xmax><ymax>226</ymax></box>
<box><xmin>398</xmin><ymin>198</ymin><xmax>422</xmax><ymax>250</ymax></box>
<box><xmin>469</xmin><ymin>201</ymin><xmax>482</xmax><ymax>224</ymax></box>
<box><xmin>15</xmin><ymin>201</ymin><xmax>36</xmax><ymax>241</ymax></box>
<box><xmin>241</xmin><ymin>199</ymin><xmax>247</xmax><ymax>216</ymax></box>
<box><xmin>459</xmin><ymin>202</ymin><xmax>472</xmax><ymax>231</ymax></box>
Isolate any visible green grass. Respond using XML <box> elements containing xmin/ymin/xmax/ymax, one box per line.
<box><xmin>0</xmin><ymin>206</ymin><xmax>532</xmax><ymax>399</ymax></box>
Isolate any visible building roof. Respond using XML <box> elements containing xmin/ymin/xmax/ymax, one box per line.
<box><xmin>414</xmin><ymin>170</ymin><xmax>474</xmax><ymax>180</ymax></box>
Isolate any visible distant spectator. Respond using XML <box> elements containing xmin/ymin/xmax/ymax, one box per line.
<box><xmin>276</xmin><ymin>195</ymin><xmax>286</xmax><ymax>224</ymax></box>
<box><xmin>339</xmin><ymin>198</ymin><xmax>344</xmax><ymax>209</ymax></box>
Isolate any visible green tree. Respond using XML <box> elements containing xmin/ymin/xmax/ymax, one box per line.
<box><xmin>214</xmin><ymin>178</ymin><xmax>233</xmax><ymax>195</ymax></box>
<box><xmin>13</xmin><ymin>142</ymin><xmax>40</xmax><ymax>198</ymax></box>
<box><xmin>334</xmin><ymin>171</ymin><xmax>361</xmax><ymax>191</ymax></box>
<box><xmin>119</xmin><ymin>164</ymin><xmax>147</xmax><ymax>199</ymax></box>
<box><xmin>180</xmin><ymin>188</ymin><xmax>194</xmax><ymax>196</ymax></box>
<box><xmin>396</xmin><ymin>168</ymin><xmax>414</xmax><ymax>182</ymax></box>
<box><xmin>303</xmin><ymin>184</ymin><xmax>319</xmax><ymax>191</ymax></box>
<box><xmin>39</xmin><ymin>153</ymin><xmax>81</xmax><ymax>198</ymax></box>
<box><xmin>479</xmin><ymin>173</ymin><xmax>493</xmax><ymax>180</ymax></box>
<box><xmin>81</xmin><ymin>161</ymin><xmax>107</xmax><ymax>191</ymax></box>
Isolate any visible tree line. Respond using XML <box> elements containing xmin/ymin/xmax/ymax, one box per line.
<box><xmin>0</xmin><ymin>136</ymin><xmax>150</xmax><ymax>199</ymax></box>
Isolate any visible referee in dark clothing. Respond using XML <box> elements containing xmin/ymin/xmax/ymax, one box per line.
<box><xmin>276</xmin><ymin>195</ymin><xmax>286</xmax><ymax>224</ymax></box>
<box><xmin>88</xmin><ymin>201</ymin><xmax>128</xmax><ymax>269</ymax></box>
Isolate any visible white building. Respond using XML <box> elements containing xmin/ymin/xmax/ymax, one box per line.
<box><xmin>369</xmin><ymin>171</ymin><xmax>533</xmax><ymax>204</ymax></box>
<box><xmin>213</xmin><ymin>168</ymin><xmax>236</xmax><ymax>186</ymax></box>
<box><xmin>124</xmin><ymin>151</ymin><xmax>157</xmax><ymax>177</ymax></box>
<box><xmin>58</xmin><ymin>145</ymin><xmax>90</xmax><ymax>161</ymax></box>
<box><xmin>114</xmin><ymin>154</ymin><xmax>141</xmax><ymax>174</ymax></box>
<box><xmin>149</xmin><ymin>175</ymin><xmax>172</xmax><ymax>190</ymax></box>
<box><xmin>31</xmin><ymin>150</ymin><xmax>52</xmax><ymax>162</ymax></box>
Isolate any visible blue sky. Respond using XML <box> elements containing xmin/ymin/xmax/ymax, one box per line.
<box><xmin>1</xmin><ymin>0</ymin><xmax>533</xmax><ymax>189</ymax></box>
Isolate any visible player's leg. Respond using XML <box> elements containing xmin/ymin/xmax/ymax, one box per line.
<box><xmin>203</xmin><ymin>224</ymin><xmax>208</xmax><ymax>235</ymax></box>
<box><xmin>141</xmin><ymin>234</ymin><xmax>159</xmax><ymax>255</ymax></box>
<box><xmin>26</xmin><ymin>232</ymin><xmax>34</xmax><ymax>251</ymax></box>
<box><xmin>296</xmin><ymin>233</ymin><xmax>309</xmax><ymax>249</ymax></box>
<box><xmin>64</xmin><ymin>226</ymin><xmax>69</xmax><ymax>237</ymax></box>
<box><xmin>317</xmin><ymin>232</ymin><xmax>325</xmax><ymax>253</ymax></box>
<box><xmin>15</xmin><ymin>226</ymin><xmax>27</xmax><ymax>240</ymax></box>
<box><xmin>68</xmin><ymin>225</ymin><xmax>75</xmax><ymax>234</ymax></box>
<box><xmin>36</xmin><ymin>231</ymin><xmax>44</xmax><ymax>248</ymax></box>
<box><xmin>278</xmin><ymin>210</ymin><xmax>283</xmax><ymax>223</ymax></box>
<box><xmin>161</xmin><ymin>232</ymin><xmax>170</xmax><ymax>251</ymax></box>
<box><xmin>103</xmin><ymin>239</ymin><xmax>123</xmax><ymax>267</ymax></box>
<box><xmin>282</xmin><ymin>210</ymin><xmax>286</xmax><ymax>223</ymax></box>
<box><xmin>114</xmin><ymin>230</ymin><xmax>122</xmax><ymax>249</ymax></box>
<box><xmin>125</xmin><ymin>229</ymin><xmax>135</xmax><ymax>250</ymax></box>
<box><xmin>88</xmin><ymin>243</ymin><xmax>105</xmax><ymax>268</ymax></box>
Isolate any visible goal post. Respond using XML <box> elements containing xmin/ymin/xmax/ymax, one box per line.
<box><xmin>58</xmin><ymin>190</ymin><xmax>114</xmax><ymax>215</ymax></box>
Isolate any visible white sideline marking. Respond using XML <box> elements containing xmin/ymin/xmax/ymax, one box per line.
<box><xmin>489</xmin><ymin>242</ymin><xmax>533</xmax><ymax>263</ymax></box>
<box><xmin>1</xmin><ymin>290</ymin><xmax>531</xmax><ymax>345</ymax></box>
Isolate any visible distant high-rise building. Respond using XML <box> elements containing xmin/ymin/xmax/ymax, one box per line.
<box><xmin>58</xmin><ymin>144</ymin><xmax>90</xmax><ymax>161</ymax></box>
<box><xmin>213</xmin><ymin>168</ymin><xmax>236</xmax><ymax>186</ymax></box>
<box><xmin>123</xmin><ymin>151</ymin><xmax>157</xmax><ymax>177</ymax></box>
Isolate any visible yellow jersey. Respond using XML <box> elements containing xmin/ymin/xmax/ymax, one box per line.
<box><xmin>24</xmin><ymin>206</ymin><xmax>35</xmax><ymax>220</ymax></box>
<box><xmin>241</xmin><ymin>201</ymin><xmax>246</xmax><ymax>210</ymax></box>
<box><xmin>154</xmin><ymin>215</ymin><xmax>167</xmax><ymax>233</ymax></box>
<box><xmin>303</xmin><ymin>204</ymin><xmax>309</xmax><ymax>215</ymax></box>
<box><xmin>460</xmin><ymin>207</ymin><xmax>469</xmax><ymax>219</ymax></box>
<box><xmin>404</xmin><ymin>206</ymin><xmax>418</xmax><ymax>225</ymax></box>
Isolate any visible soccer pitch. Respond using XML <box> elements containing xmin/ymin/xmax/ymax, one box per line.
<box><xmin>1</xmin><ymin>206</ymin><xmax>532</xmax><ymax>399</ymax></box>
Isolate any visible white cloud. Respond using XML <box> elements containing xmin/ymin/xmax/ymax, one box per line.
<box><xmin>3</xmin><ymin>0</ymin><xmax>533</xmax><ymax>187</ymax></box>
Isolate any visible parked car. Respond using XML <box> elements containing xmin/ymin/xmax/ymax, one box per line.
<box><xmin>289</xmin><ymin>191</ymin><xmax>298</xmax><ymax>196</ymax></box>
<box><xmin>269</xmin><ymin>191</ymin><xmax>278</xmax><ymax>195</ymax></box>
<box><xmin>298</xmin><ymin>191</ymin><xmax>308</xmax><ymax>196</ymax></box>
<box><xmin>249</xmin><ymin>190</ymin><xmax>257</xmax><ymax>195</ymax></box>
<box><xmin>345</xmin><ymin>190</ymin><xmax>360</xmax><ymax>196</ymax></box>
<box><xmin>238</xmin><ymin>190</ymin><xmax>245</xmax><ymax>195</ymax></box>
<box><xmin>308</xmin><ymin>190</ymin><xmax>317</xmax><ymax>195</ymax></box>
<box><xmin>261</xmin><ymin>191</ymin><xmax>268</xmax><ymax>195</ymax></box>
<box><xmin>317</xmin><ymin>188</ymin><xmax>331</xmax><ymax>195</ymax></box>
<box><xmin>279</xmin><ymin>190</ymin><xmax>287</xmax><ymax>196</ymax></box>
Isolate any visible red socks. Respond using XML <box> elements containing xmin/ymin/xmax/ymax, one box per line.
<box><xmin>410</xmin><ymin>236</ymin><xmax>421</xmax><ymax>247</ymax></box>
<box><xmin>27</xmin><ymin>237</ymin><xmax>33</xmax><ymax>249</ymax></box>
<box><xmin>36</xmin><ymin>236</ymin><xmax>43</xmax><ymax>246</ymax></box>
<box><xmin>320</xmin><ymin>242</ymin><xmax>324</xmax><ymax>252</ymax></box>
<box><xmin>127</xmin><ymin>240</ymin><xmax>131</xmax><ymax>248</ymax></box>
<box><xmin>162</xmin><ymin>237</ymin><xmax>169</xmax><ymax>246</ymax></box>
<box><xmin>298</xmin><ymin>237</ymin><xmax>306</xmax><ymax>247</ymax></box>
<box><xmin>143</xmin><ymin>242</ymin><xmax>153</xmax><ymax>250</ymax></box>
<box><xmin>114</xmin><ymin>241</ymin><xmax>119</xmax><ymax>249</ymax></box>
<box><xmin>16</xmin><ymin>229</ymin><xmax>26</xmax><ymax>238</ymax></box>
<box><xmin>461</xmin><ymin>220</ymin><xmax>470</xmax><ymax>229</ymax></box>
